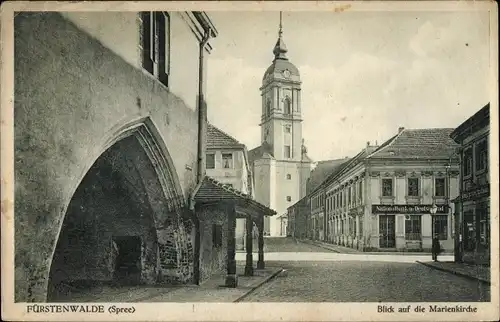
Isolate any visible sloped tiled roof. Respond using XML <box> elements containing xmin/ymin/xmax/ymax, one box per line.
<box><xmin>193</xmin><ymin>176</ymin><xmax>276</xmax><ymax>216</ymax></box>
<box><xmin>307</xmin><ymin>159</ymin><xmax>350</xmax><ymax>193</ymax></box>
<box><xmin>248</xmin><ymin>142</ymin><xmax>274</xmax><ymax>164</ymax></box>
<box><xmin>451</xmin><ymin>103</ymin><xmax>490</xmax><ymax>142</ymax></box>
<box><xmin>368</xmin><ymin>128</ymin><xmax>459</xmax><ymax>159</ymax></box>
<box><xmin>207</xmin><ymin>123</ymin><xmax>245</xmax><ymax>149</ymax></box>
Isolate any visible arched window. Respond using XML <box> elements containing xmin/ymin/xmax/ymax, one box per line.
<box><xmin>266</xmin><ymin>99</ymin><xmax>271</xmax><ymax>117</ymax></box>
<box><xmin>284</xmin><ymin>97</ymin><xmax>291</xmax><ymax>115</ymax></box>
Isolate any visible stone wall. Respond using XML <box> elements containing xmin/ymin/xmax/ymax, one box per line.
<box><xmin>197</xmin><ymin>207</ymin><xmax>228</xmax><ymax>282</ymax></box>
<box><xmin>14</xmin><ymin>12</ymin><xmax>199</xmax><ymax>302</ymax></box>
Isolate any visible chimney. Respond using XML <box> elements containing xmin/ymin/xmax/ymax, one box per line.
<box><xmin>398</xmin><ymin>127</ymin><xmax>405</xmax><ymax>133</ymax></box>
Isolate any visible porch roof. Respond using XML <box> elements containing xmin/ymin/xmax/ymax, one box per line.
<box><xmin>192</xmin><ymin>175</ymin><xmax>276</xmax><ymax>217</ymax></box>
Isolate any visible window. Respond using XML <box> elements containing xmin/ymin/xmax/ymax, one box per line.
<box><xmin>212</xmin><ymin>224</ymin><xmax>223</xmax><ymax>248</ymax></box>
<box><xmin>284</xmin><ymin>98</ymin><xmax>291</xmax><ymax>115</ymax></box>
<box><xmin>141</xmin><ymin>12</ymin><xmax>170</xmax><ymax>87</ymax></box>
<box><xmin>359</xmin><ymin>216</ymin><xmax>363</xmax><ymax>237</ymax></box>
<box><xmin>266</xmin><ymin>99</ymin><xmax>271</xmax><ymax>117</ymax></box>
<box><xmin>284</xmin><ymin>145</ymin><xmax>291</xmax><ymax>158</ymax></box>
<box><xmin>382</xmin><ymin>178</ymin><xmax>393</xmax><ymax>197</ymax></box>
<box><xmin>284</xmin><ymin>125</ymin><xmax>291</xmax><ymax>133</ymax></box>
<box><xmin>405</xmin><ymin>215</ymin><xmax>421</xmax><ymax>240</ymax></box>
<box><xmin>435</xmin><ymin>178</ymin><xmax>445</xmax><ymax>197</ymax></box>
<box><xmin>433</xmin><ymin>215</ymin><xmax>448</xmax><ymax>240</ymax></box>
<box><xmin>475</xmin><ymin>140</ymin><xmax>488</xmax><ymax>171</ymax></box>
<box><xmin>358</xmin><ymin>182</ymin><xmax>363</xmax><ymax>202</ymax></box>
<box><xmin>464</xmin><ymin>148</ymin><xmax>473</xmax><ymax>177</ymax></box>
<box><xmin>206</xmin><ymin>153</ymin><xmax>215</xmax><ymax>169</ymax></box>
<box><xmin>407</xmin><ymin>178</ymin><xmax>419</xmax><ymax>196</ymax></box>
<box><xmin>286</xmin><ymin>196</ymin><xmax>292</xmax><ymax>202</ymax></box>
<box><xmin>222</xmin><ymin>153</ymin><xmax>233</xmax><ymax>169</ymax></box>
<box><xmin>286</xmin><ymin>174</ymin><xmax>291</xmax><ymax>180</ymax></box>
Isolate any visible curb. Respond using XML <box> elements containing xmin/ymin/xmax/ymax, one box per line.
<box><xmin>233</xmin><ymin>268</ymin><xmax>285</xmax><ymax>302</ymax></box>
<box><xmin>416</xmin><ymin>261</ymin><xmax>490</xmax><ymax>285</ymax></box>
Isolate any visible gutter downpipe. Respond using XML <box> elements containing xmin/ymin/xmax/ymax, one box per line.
<box><xmin>192</xmin><ymin>28</ymin><xmax>211</xmax><ymax>286</ymax></box>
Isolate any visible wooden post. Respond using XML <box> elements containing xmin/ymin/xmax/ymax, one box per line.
<box><xmin>244</xmin><ymin>217</ymin><xmax>254</xmax><ymax>276</ymax></box>
<box><xmin>225</xmin><ymin>204</ymin><xmax>238</xmax><ymax>287</ymax></box>
<box><xmin>257</xmin><ymin>216</ymin><xmax>265</xmax><ymax>269</ymax></box>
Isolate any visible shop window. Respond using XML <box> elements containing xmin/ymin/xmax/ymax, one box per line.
<box><xmin>463</xmin><ymin>148</ymin><xmax>473</xmax><ymax>177</ymax></box>
<box><xmin>382</xmin><ymin>178</ymin><xmax>393</xmax><ymax>197</ymax></box>
<box><xmin>141</xmin><ymin>11</ymin><xmax>170</xmax><ymax>87</ymax></box>
<box><xmin>212</xmin><ymin>224</ymin><xmax>223</xmax><ymax>248</ymax></box>
<box><xmin>407</xmin><ymin>178</ymin><xmax>419</xmax><ymax>196</ymax></box>
<box><xmin>222</xmin><ymin>153</ymin><xmax>233</xmax><ymax>169</ymax></box>
<box><xmin>206</xmin><ymin>153</ymin><xmax>215</xmax><ymax>169</ymax></box>
<box><xmin>434</xmin><ymin>178</ymin><xmax>445</xmax><ymax>197</ymax></box>
<box><xmin>433</xmin><ymin>215</ymin><xmax>448</xmax><ymax>240</ymax></box>
<box><xmin>405</xmin><ymin>215</ymin><xmax>421</xmax><ymax>240</ymax></box>
<box><xmin>475</xmin><ymin>139</ymin><xmax>488</xmax><ymax>171</ymax></box>
<box><xmin>463</xmin><ymin>211</ymin><xmax>475</xmax><ymax>251</ymax></box>
<box><xmin>478</xmin><ymin>204</ymin><xmax>490</xmax><ymax>248</ymax></box>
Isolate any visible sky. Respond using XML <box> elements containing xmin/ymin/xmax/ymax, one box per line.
<box><xmin>205</xmin><ymin>10</ymin><xmax>491</xmax><ymax>162</ymax></box>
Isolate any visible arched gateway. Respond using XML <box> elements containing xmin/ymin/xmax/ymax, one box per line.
<box><xmin>46</xmin><ymin>119</ymin><xmax>191</xmax><ymax>301</ymax></box>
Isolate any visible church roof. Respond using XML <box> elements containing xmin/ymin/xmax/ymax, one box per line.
<box><xmin>307</xmin><ymin>159</ymin><xmax>351</xmax><ymax>194</ymax></box>
<box><xmin>206</xmin><ymin>123</ymin><xmax>245</xmax><ymax>149</ymax></box>
<box><xmin>367</xmin><ymin>128</ymin><xmax>459</xmax><ymax>160</ymax></box>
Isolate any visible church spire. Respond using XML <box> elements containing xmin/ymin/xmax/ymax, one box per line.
<box><xmin>273</xmin><ymin>11</ymin><xmax>288</xmax><ymax>61</ymax></box>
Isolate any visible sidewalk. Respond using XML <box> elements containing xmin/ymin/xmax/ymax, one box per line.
<box><xmin>57</xmin><ymin>264</ymin><xmax>283</xmax><ymax>302</ymax></box>
<box><xmin>301</xmin><ymin>239</ymin><xmax>454</xmax><ymax>256</ymax></box>
<box><xmin>145</xmin><ymin>264</ymin><xmax>283</xmax><ymax>302</ymax></box>
<box><xmin>416</xmin><ymin>261</ymin><xmax>490</xmax><ymax>284</ymax></box>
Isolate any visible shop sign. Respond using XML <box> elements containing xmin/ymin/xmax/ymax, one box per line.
<box><xmin>462</xmin><ymin>185</ymin><xmax>490</xmax><ymax>201</ymax></box>
<box><xmin>372</xmin><ymin>204</ymin><xmax>448</xmax><ymax>214</ymax></box>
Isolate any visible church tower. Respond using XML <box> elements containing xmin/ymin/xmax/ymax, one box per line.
<box><xmin>249</xmin><ymin>13</ymin><xmax>313</xmax><ymax>237</ymax></box>
<box><xmin>260</xmin><ymin>13</ymin><xmax>303</xmax><ymax>162</ymax></box>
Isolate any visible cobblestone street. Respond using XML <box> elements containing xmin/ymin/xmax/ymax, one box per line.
<box><xmin>239</xmin><ymin>238</ymin><xmax>490</xmax><ymax>302</ymax></box>
<box><xmin>242</xmin><ymin>260</ymin><xmax>490</xmax><ymax>302</ymax></box>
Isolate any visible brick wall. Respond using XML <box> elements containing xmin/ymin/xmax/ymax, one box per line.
<box><xmin>14</xmin><ymin>12</ymin><xmax>199</xmax><ymax>302</ymax></box>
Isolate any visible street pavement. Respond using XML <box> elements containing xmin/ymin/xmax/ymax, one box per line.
<box><xmin>239</xmin><ymin>238</ymin><xmax>490</xmax><ymax>302</ymax></box>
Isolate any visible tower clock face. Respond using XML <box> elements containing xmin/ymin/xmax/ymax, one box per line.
<box><xmin>283</xmin><ymin>70</ymin><xmax>291</xmax><ymax>78</ymax></box>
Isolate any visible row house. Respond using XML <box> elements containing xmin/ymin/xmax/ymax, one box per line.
<box><xmin>451</xmin><ymin>103</ymin><xmax>490</xmax><ymax>265</ymax></box>
<box><xmin>205</xmin><ymin>123</ymin><xmax>256</xmax><ymax>250</ymax></box>
<box><xmin>314</xmin><ymin>128</ymin><xmax>460</xmax><ymax>252</ymax></box>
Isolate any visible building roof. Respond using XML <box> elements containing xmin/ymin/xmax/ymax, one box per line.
<box><xmin>192</xmin><ymin>176</ymin><xmax>276</xmax><ymax>216</ymax></box>
<box><xmin>307</xmin><ymin>159</ymin><xmax>350</xmax><ymax>194</ymax></box>
<box><xmin>450</xmin><ymin>103</ymin><xmax>490</xmax><ymax>143</ymax></box>
<box><xmin>207</xmin><ymin>123</ymin><xmax>245</xmax><ymax>149</ymax></box>
<box><xmin>367</xmin><ymin>128</ymin><xmax>459</xmax><ymax>160</ymax></box>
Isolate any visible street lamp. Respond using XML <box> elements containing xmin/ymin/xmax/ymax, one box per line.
<box><xmin>430</xmin><ymin>203</ymin><xmax>438</xmax><ymax>238</ymax></box>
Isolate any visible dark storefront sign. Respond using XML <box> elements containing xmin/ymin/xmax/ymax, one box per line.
<box><xmin>461</xmin><ymin>185</ymin><xmax>490</xmax><ymax>201</ymax></box>
<box><xmin>372</xmin><ymin>204</ymin><xmax>448</xmax><ymax>214</ymax></box>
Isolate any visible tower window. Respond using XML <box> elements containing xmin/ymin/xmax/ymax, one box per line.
<box><xmin>284</xmin><ymin>97</ymin><xmax>291</xmax><ymax>115</ymax></box>
<box><xmin>284</xmin><ymin>145</ymin><xmax>291</xmax><ymax>159</ymax></box>
<box><xmin>286</xmin><ymin>174</ymin><xmax>291</xmax><ymax>180</ymax></box>
<box><xmin>266</xmin><ymin>99</ymin><xmax>272</xmax><ymax>117</ymax></box>
<box><xmin>286</xmin><ymin>196</ymin><xmax>292</xmax><ymax>202</ymax></box>
<box><xmin>284</xmin><ymin>125</ymin><xmax>291</xmax><ymax>133</ymax></box>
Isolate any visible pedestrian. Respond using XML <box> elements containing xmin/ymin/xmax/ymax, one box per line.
<box><xmin>431</xmin><ymin>234</ymin><xmax>441</xmax><ymax>262</ymax></box>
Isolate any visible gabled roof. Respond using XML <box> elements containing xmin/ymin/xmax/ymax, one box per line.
<box><xmin>307</xmin><ymin>158</ymin><xmax>350</xmax><ymax>193</ymax></box>
<box><xmin>207</xmin><ymin>123</ymin><xmax>245</xmax><ymax>149</ymax></box>
<box><xmin>192</xmin><ymin>176</ymin><xmax>276</xmax><ymax>216</ymax></box>
<box><xmin>367</xmin><ymin>128</ymin><xmax>459</xmax><ymax>160</ymax></box>
<box><xmin>248</xmin><ymin>142</ymin><xmax>274</xmax><ymax>164</ymax></box>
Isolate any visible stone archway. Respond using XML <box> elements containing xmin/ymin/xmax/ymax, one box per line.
<box><xmin>46</xmin><ymin>121</ymin><xmax>190</xmax><ymax>301</ymax></box>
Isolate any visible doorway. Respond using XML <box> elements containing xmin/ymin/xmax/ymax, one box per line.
<box><xmin>379</xmin><ymin>215</ymin><xmax>395</xmax><ymax>248</ymax></box>
<box><xmin>113</xmin><ymin>236</ymin><xmax>142</xmax><ymax>285</ymax></box>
